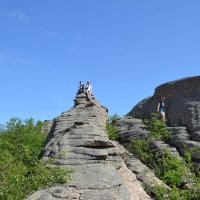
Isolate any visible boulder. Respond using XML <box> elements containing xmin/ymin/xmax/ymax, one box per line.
<box><xmin>115</xmin><ymin>116</ymin><xmax>150</xmax><ymax>146</ymax></box>
<box><xmin>191</xmin><ymin>131</ymin><xmax>200</xmax><ymax>142</ymax></box>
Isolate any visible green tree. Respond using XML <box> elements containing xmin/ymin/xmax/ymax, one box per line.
<box><xmin>0</xmin><ymin>118</ymin><xmax>71</xmax><ymax>200</ymax></box>
<box><xmin>106</xmin><ymin>114</ymin><xmax>121</xmax><ymax>141</ymax></box>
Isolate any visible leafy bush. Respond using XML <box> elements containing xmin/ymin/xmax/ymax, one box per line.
<box><xmin>128</xmin><ymin>138</ymin><xmax>154</xmax><ymax>164</ymax></box>
<box><xmin>106</xmin><ymin>123</ymin><xmax>121</xmax><ymax>141</ymax></box>
<box><xmin>143</xmin><ymin>113</ymin><xmax>171</xmax><ymax>140</ymax></box>
<box><xmin>155</xmin><ymin>151</ymin><xmax>189</xmax><ymax>187</ymax></box>
<box><xmin>106</xmin><ymin>114</ymin><xmax>121</xmax><ymax>141</ymax></box>
<box><xmin>108</xmin><ymin>113</ymin><xmax>121</xmax><ymax>124</ymax></box>
<box><xmin>0</xmin><ymin>118</ymin><xmax>71</xmax><ymax>200</ymax></box>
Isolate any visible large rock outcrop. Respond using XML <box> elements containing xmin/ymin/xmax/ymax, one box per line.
<box><xmin>26</xmin><ymin>93</ymin><xmax>151</xmax><ymax>200</ymax></box>
<box><xmin>126</xmin><ymin>76</ymin><xmax>200</xmax><ymax>165</ymax></box>
<box><xmin>128</xmin><ymin>76</ymin><xmax>200</xmax><ymax>133</ymax></box>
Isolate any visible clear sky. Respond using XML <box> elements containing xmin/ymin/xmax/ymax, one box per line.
<box><xmin>0</xmin><ymin>0</ymin><xmax>200</xmax><ymax>124</ymax></box>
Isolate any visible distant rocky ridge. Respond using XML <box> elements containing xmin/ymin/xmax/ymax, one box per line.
<box><xmin>26</xmin><ymin>93</ymin><xmax>152</xmax><ymax>200</ymax></box>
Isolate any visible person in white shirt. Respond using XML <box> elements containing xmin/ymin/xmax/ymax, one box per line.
<box><xmin>85</xmin><ymin>80</ymin><xmax>92</xmax><ymax>100</ymax></box>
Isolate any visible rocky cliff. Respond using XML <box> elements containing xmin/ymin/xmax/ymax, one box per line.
<box><xmin>26</xmin><ymin>93</ymin><xmax>152</xmax><ymax>200</ymax></box>
<box><xmin>128</xmin><ymin>76</ymin><xmax>200</xmax><ymax>133</ymax></box>
<box><xmin>98</xmin><ymin>76</ymin><xmax>200</xmax><ymax>200</ymax></box>
<box><xmin>126</xmin><ymin>76</ymin><xmax>200</xmax><ymax>165</ymax></box>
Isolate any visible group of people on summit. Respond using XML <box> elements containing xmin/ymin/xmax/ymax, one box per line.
<box><xmin>77</xmin><ymin>80</ymin><xmax>166</xmax><ymax>122</ymax></box>
<box><xmin>78</xmin><ymin>80</ymin><xmax>92</xmax><ymax>100</ymax></box>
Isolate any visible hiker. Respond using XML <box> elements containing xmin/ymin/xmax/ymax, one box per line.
<box><xmin>157</xmin><ymin>96</ymin><xmax>166</xmax><ymax>122</ymax></box>
<box><xmin>85</xmin><ymin>80</ymin><xmax>92</xmax><ymax>100</ymax></box>
<box><xmin>78</xmin><ymin>81</ymin><xmax>85</xmax><ymax>94</ymax></box>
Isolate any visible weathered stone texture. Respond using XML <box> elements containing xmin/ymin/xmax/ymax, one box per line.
<box><xmin>167</xmin><ymin>127</ymin><xmax>200</xmax><ymax>162</ymax></box>
<box><xmin>26</xmin><ymin>93</ymin><xmax>151</xmax><ymax>200</ymax></box>
<box><xmin>41</xmin><ymin>120</ymin><xmax>53</xmax><ymax>135</ymax></box>
<box><xmin>115</xmin><ymin>116</ymin><xmax>149</xmax><ymax>147</ymax></box>
<box><xmin>128</xmin><ymin>76</ymin><xmax>200</xmax><ymax>133</ymax></box>
<box><xmin>115</xmin><ymin>116</ymin><xmax>172</xmax><ymax>194</ymax></box>
<box><xmin>115</xmin><ymin>115</ymin><xmax>196</xmax><ymax>192</ymax></box>
<box><xmin>126</xmin><ymin>76</ymin><xmax>200</xmax><ymax>163</ymax></box>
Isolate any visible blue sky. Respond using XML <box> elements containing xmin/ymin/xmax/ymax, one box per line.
<box><xmin>0</xmin><ymin>1</ymin><xmax>200</xmax><ymax>124</ymax></box>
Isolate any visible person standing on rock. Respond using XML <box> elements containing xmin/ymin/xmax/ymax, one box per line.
<box><xmin>157</xmin><ymin>96</ymin><xmax>166</xmax><ymax>122</ymax></box>
<box><xmin>85</xmin><ymin>80</ymin><xmax>92</xmax><ymax>100</ymax></box>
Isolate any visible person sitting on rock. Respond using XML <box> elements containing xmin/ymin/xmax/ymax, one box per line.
<box><xmin>85</xmin><ymin>80</ymin><xmax>92</xmax><ymax>100</ymax></box>
<box><xmin>157</xmin><ymin>96</ymin><xmax>166</xmax><ymax>122</ymax></box>
<box><xmin>78</xmin><ymin>81</ymin><xmax>85</xmax><ymax>94</ymax></box>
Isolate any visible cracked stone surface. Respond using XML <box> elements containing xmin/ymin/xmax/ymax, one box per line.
<box><xmin>26</xmin><ymin>93</ymin><xmax>152</xmax><ymax>200</ymax></box>
<box><xmin>126</xmin><ymin>76</ymin><xmax>200</xmax><ymax>165</ymax></box>
<box><xmin>128</xmin><ymin>76</ymin><xmax>200</xmax><ymax>133</ymax></box>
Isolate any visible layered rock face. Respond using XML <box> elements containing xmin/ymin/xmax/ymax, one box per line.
<box><xmin>26</xmin><ymin>93</ymin><xmax>151</xmax><ymax>200</ymax></box>
<box><xmin>127</xmin><ymin>76</ymin><xmax>200</xmax><ymax>164</ymax></box>
<box><xmin>128</xmin><ymin>76</ymin><xmax>200</xmax><ymax>133</ymax></box>
<box><xmin>115</xmin><ymin>116</ymin><xmax>176</xmax><ymax>192</ymax></box>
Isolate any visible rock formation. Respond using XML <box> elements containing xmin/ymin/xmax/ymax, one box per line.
<box><xmin>115</xmin><ymin>116</ymin><xmax>176</xmax><ymax>194</ymax></box>
<box><xmin>115</xmin><ymin>116</ymin><xmax>149</xmax><ymax>146</ymax></box>
<box><xmin>26</xmin><ymin>93</ymin><xmax>152</xmax><ymax>200</ymax></box>
<box><xmin>26</xmin><ymin>76</ymin><xmax>200</xmax><ymax>199</ymax></box>
<box><xmin>128</xmin><ymin>76</ymin><xmax>200</xmax><ymax>133</ymax></box>
<box><xmin>167</xmin><ymin>126</ymin><xmax>200</xmax><ymax>163</ymax></box>
<box><xmin>127</xmin><ymin>76</ymin><xmax>200</xmax><ymax>163</ymax></box>
<box><xmin>112</xmin><ymin>77</ymin><xmax>200</xmax><ymax>195</ymax></box>
<box><xmin>41</xmin><ymin>120</ymin><xmax>53</xmax><ymax>135</ymax></box>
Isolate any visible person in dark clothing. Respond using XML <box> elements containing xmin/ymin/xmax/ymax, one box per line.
<box><xmin>157</xmin><ymin>96</ymin><xmax>166</xmax><ymax>122</ymax></box>
<box><xmin>78</xmin><ymin>81</ymin><xmax>85</xmax><ymax>94</ymax></box>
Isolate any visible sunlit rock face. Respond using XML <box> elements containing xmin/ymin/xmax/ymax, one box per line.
<box><xmin>26</xmin><ymin>93</ymin><xmax>152</xmax><ymax>200</ymax></box>
<box><xmin>128</xmin><ymin>76</ymin><xmax>200</xmax><ymax>133</ymax></box>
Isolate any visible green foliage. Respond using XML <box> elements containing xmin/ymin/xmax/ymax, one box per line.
<box><xmin>0</xmin><ymin>118</ymin><xmax>71</xmax><ymax>200</ymax></box>
<box><xmin>155</xmin><ymin>151</ymin><xmax>189</xmax><ymax>187</ymax></box>
<box><xmin>106</xmin><ymin>114</ymin><xmax>121</xmax><ymax>141</ymax></box>
<box><xmin>106</xmin><ymin>123</ymin><xmax>121</xmax><ymax>141</ymax></box>
<box><xmin>108</xmin><ymin>113</ymin><xmax>121</xmax><ymax>124</ymax></box>
<box><xmin>143</xmin><ymin>113</ymin><xmax>171</xmax><ymax>140</ymax></box>
<box><xmin>153</xmin><ymin>185</ymin><xmax>168</xmax><ymax>200</ymax></box>
<box><xmin>128</xmin><ymin>139</ymin><xmax>154</xmax><ymax>164</ymax></box>
<box><xmin>131</xmin><ymin>112</ymin><xmax>143</xmax><ymax>119</ymax></box>
<box><xmin>128</xmin><ymin>114</ymin><xmax>200</xmax><ymax>200</ymax></box>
